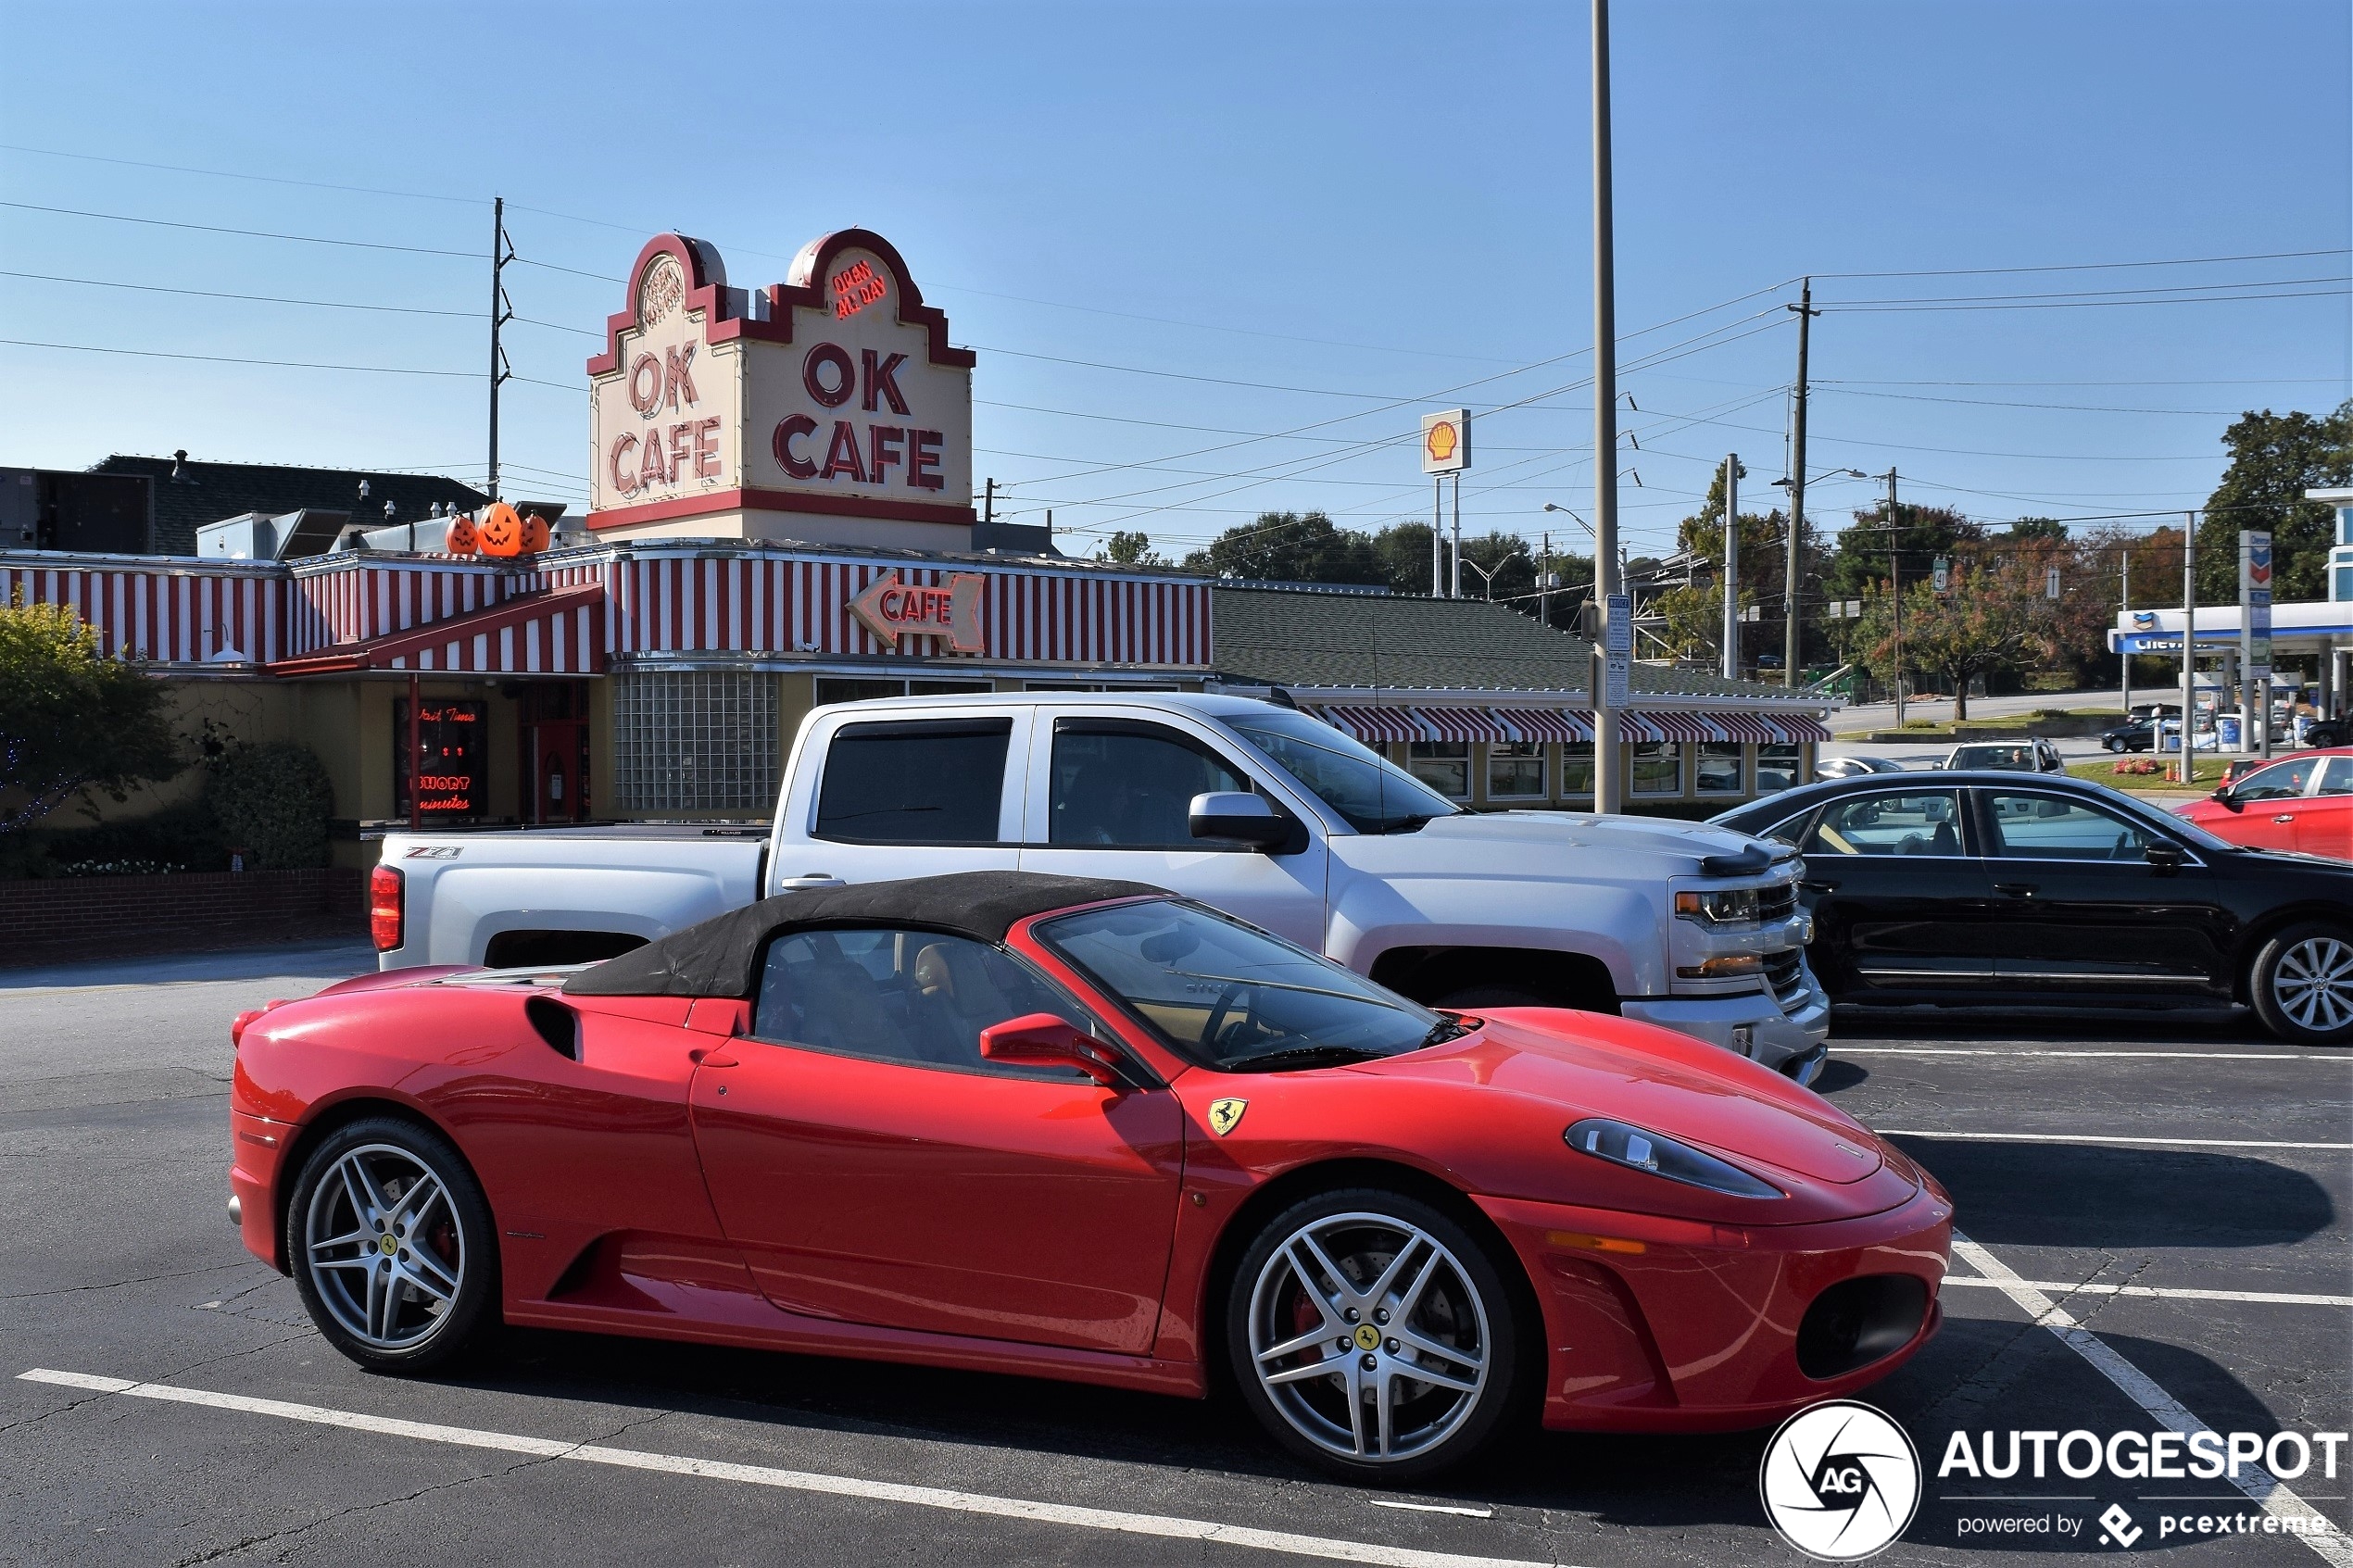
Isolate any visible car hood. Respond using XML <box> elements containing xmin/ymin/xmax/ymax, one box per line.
<box><xmin>1350</xmin><ymin>809</ymin><xmax>1780</xmax><ymax>876</ymax></box>
<box><xmin>1351</xmin><ymin>1011</ymin><xmax>1882</xmax><ymax>1186</ymax></box>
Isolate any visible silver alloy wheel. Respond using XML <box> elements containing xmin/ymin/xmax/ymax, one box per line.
<box><xmin>2271</xmin><ymin>935</ymin><xmax>2353</xmax><ymax>1034</ymax></box>
<box><xmin>303</xmin><ymin>1142</ymin><xmax>467</xmax><ymax>1350</ymax></box>
<box><xmin>1246</xmin><ymin>1211</ymin><xmax>1490</xmax><ymax>1464</ymax></box>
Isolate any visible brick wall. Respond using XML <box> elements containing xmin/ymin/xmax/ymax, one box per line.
<box><xmin>0</xmin><ymin>869</ymin><xmax>364</xmax><ymax>961</ymax></box>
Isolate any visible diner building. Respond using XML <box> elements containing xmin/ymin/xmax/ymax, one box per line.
<box><xmin>1</xmin><ymin>228</ymin><xmax>1835</xmax><ymax>868</ymax></box>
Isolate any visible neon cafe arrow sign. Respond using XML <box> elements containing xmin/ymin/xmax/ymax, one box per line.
<box><xmin>850</xmin><ymin>571</ymin><xmax>987</xmax><ymax>654</ymax></box>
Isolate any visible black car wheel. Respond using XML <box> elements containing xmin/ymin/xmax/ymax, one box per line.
<box><xmin>1227</xmin><ymin>1187</ymin><xmax>1525</xmax><ymax>1481</ymax></box>
<box><xmin>286</xmin><ymin>1116</ymin><xmax>499</xmax><ymax>1371</ymax></box>
<box><xmin>2250</xmin><ymin>923</ymin><xmax>2353</xmax><ymax>1047</ymax></box>
<box><xmin>2103</xmin><ymin>737</ymin><xmax>2123</xmax><ymax>753</ymax></box>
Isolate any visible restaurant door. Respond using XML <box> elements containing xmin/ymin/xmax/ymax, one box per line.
<box><xmin>518</xmin><ymin>683</ymin><xmax>592</xmax><ymax>824</ymax></box>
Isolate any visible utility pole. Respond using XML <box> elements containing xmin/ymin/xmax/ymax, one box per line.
<box><xmin>2180</xmin><ymin>513</ymin><xmax>2196</xmax><ymax>784</ymax></box>
<box><xmin>487</xmin><ymin>196</ymin><xmax>513</xmax><ymax>502</ymax></box>
<box><xmin>983</xmin><ymin>476</ymin><xmax>996</xmax><ymax>529</ymax></box>
<box><xmin>1784</xmin><ymin>279</ymin><xmax>1818</xmax><ymax>688</ymax></box>
<box><xmin>1541</xmin><ymin>531</ymin><xmax>1553</xmax><ymax>632</ymax></box>
<box><xmin>1885</xmin><ymin>468</ymin><xmax>1904</xmax><ymax>727</ymax></box>
<box><xmin>2120</xmin><ymin>546</ymin><xmax>2132</xmax><ymax>716</ymax></box>
<box><xmin>1590</xmin><ymin>0</ymin><xmax>1623</xmax><ymax>814</ymax></box>
<box><xmin>1720</xmin><ymin>454</ymin><xmax>1739</xmax><ymax>681</ymax></box>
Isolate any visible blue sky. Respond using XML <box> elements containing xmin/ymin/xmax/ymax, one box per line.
<box><xmin>2</xmin><ymin>0</ymin><xmax>2346</xmax><ymax>560</ymax></box>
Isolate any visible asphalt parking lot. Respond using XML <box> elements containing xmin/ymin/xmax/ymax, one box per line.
<box><xmin>3</xmin><ymin>941</ymin><xmax>2347</xmax><ymax>1566</ymax></box>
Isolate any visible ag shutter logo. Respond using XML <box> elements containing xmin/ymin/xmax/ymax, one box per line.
<box><xmin>1760</xmin><ymin>1400</ymin><xmax>1923</xmax><ymax>1561</ymax></box>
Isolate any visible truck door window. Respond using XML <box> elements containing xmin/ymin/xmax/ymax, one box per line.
<box><xmin>1050</xmin><ymin>719</ymin><xmax>1250</xmax><ymax>847</ymax></box>
<box><xmin>814</xmin><ymin>720</ymin><xmax>1011</xmax><ymax>844</ymax></box>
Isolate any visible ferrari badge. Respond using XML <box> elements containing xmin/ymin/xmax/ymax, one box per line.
<box><xmin>1207</xmin><ymin>1098</ymin><xmax>1248</xmax><ymax>1136</ymax></box>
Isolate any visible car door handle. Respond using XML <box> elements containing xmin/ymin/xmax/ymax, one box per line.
<box><xmin>1994</xmin><ymin>883</ymin><xmax>2037</xmax><ymax>897</ymax></box>
<box><xmin>774</xmin><ymin>872</ymin><xmax>848</xmax><ymax>890</ymax></box>
<box><xmin>688</xmin><ymin>1047</ymin><xmax>738</xmax><ymax>1068</ymax></box>
<box><xmin>2273</xmin><ymin>814</ymin><xmax>2296</xmax><ymax>824</ymax></box>
<box><xmin>1800</xmin><ymin>879</ymin><xmax>1840</xmax><ymax>893</ymax></box>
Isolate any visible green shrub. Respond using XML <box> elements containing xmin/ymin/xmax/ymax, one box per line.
<box><xmin>204</xmin><ymin>743</ymin><xmax>334</xmax><ymax>870</ymax></box>
<box><xmin>0</xmin><ymin>798</ymin><xmax>228</xmax><ymax>878</ymax></box>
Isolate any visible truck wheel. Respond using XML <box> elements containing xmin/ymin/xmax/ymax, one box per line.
<box><xmin>2250</xmin><ymin>923</ymin><xmax>2353</xmax><ymax>1047</ymax></box>
<box><xmin>1430</xmin><ymin>984</ymin><xmax>1550</xmax><ymax>1011</ymax></box>
<box><xmin>1227</xmin><ymin>1188</ymin><xmax>1523</xmax><ymax>1482</ymax></box>
<box><xmin>286</xmin><ymin>1116</ymin><xmax>499</xmax><ymax>1372</ymax></box>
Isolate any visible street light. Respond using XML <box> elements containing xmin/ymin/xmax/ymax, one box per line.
<box><xmin>1543</xmin><ymin>502</ymin><xmax>1629</xmax><ymax>578</ymax></box>
<box><xmin>1461</xmin><ymin>548</ymin><xmax>1528</xmax><ymax>601</ymax></box>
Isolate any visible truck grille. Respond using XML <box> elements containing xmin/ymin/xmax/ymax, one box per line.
<box><xmin>1764</xmin><ymin>948</ymin><xmax>1808</xmax><ymax>1011</ymax></box>
<box><xmin>1758</xmin><ymin>882</ymin><xmax>1799</xmax><ymax>923</ymax></box>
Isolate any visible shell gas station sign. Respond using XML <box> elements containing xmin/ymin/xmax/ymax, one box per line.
<box><xmin>587</xmin><ymin>230</ymin><xmax>976</xmax><ymax>547</ymax></box>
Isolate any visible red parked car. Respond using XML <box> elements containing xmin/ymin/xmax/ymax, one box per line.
<box><xmin>2176</xmin><ymin>748</ymin><xmax>2353</xmax><ymax>859</ymax></box>
<box><xmin>230</xmin><ymin>872</ymin><xmax>1950</xmax><ymax>1480</ymax></box>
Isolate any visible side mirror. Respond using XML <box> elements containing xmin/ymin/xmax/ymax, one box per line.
<box><xmin>2211</xmin><ymin>788</ymin><xmax>2240</xmax><ymax>811</ymax></box>
<box><xmin>1189</xmin><ymin>791</ymin><xmax>1290</xmax><ymax>851</ymax></box>
<box><xmin>2145</xmin><ymin>840</ymin><xmax>2186</xmax><ymax>870</ymax></box>
<box><xmin>979</xmin><ymin>1012</ymin><xmax>1126</xmax><ymax>1087</ymax></box>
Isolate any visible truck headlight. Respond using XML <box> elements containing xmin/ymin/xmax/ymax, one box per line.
<box><xmin>1564</xmin><ymin>1117</ymin><xmax>1784</xmax><ymax>1199</ymax></box>
<box><xmin>1675</xmin><ymin>888</ymin><xmax>1758</xmax><ymax>925</ymax></box>
<box><xmin>1676</xmin><ymin>954</ymin><xmax>1763</xmax><ymax>980</ymax></box>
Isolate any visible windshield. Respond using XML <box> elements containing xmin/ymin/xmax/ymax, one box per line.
<box><xmin>1954</xmin><ymin>745</ymin><xmax>2033</xmax><ymax>769</ymax></box>
<box><xmin>1036</xmin><ymin>899</ymin><xmax>1455</xmax><ymax>1071</ymax></box>
<box><xmin>1220</xmin><ymin>711</ymin><xmax>1461</xmax><ymax>834</ymax></box>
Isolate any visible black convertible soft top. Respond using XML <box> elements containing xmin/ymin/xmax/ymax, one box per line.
<box><xmin>560</xmin><ymin>871</ymin><xmax>1163</xmax><ymax>999</ymax></box>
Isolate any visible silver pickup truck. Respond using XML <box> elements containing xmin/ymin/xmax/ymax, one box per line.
<box><xmin>372</xmin><ymin>692</ymin><xmax>1830</xmax><ymax>1078</ymax></box>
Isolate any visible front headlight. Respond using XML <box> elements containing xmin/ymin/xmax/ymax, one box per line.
<box><xmin>1675</xmin><ymin>887</ymin><xmax>1759</xmax><ymax>925</ymax></box>
<box><xmin>1564</xmin><ymin>1117</ymin><xmax>1785</xmax><ymax>1198</ymax></box>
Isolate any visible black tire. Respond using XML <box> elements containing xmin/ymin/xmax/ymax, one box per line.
<box><xmin>2103</xmin><ymin>737</ymin><xmax>2123</xmax><ymax>753</ymax></box>
<box><xmin>2249</xmin><ymin>924</ymin><xmax>2353</xmax><ymax>1047</ymax></box>
<box><xmin>285</xmin><ymin>1115</ymin><xmax>499</xmax><ymax>1372</ymax></box>
<box><xmin>1430</xmin><ymin>984</ymin><xmax>1548</xmax><ymax>1012</ymax></box>
<box><xmin>1226</xmin><ymin>1186</ymin><xmax>1525</xmax><ymax>1482</ymax></box>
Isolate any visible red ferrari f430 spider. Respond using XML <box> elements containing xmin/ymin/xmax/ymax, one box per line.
<box><xmin>231</xmin><ymin>872</ymin><xmax>1949</xmax><ymax>1480</ymax></box>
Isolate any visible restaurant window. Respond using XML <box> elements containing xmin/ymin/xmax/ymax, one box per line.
<box><xmin>1695</xmin><ymin>742</ymin><xmax>1745</xmax><ymax>796</ymax></box>
<box><xmin>611</xmin><ymin>671</ymin><xmax>778</xmax><ymax>813</ymax></box>
<box><xmin>816</xmin><ymin>677</ymin><xmax>994</xmax><ymax>707</ymax></box>
<box><xmin>1756</xmin><ymin>744</ymin><xmax>1802</xmax><ymax>794</ymax></box>
<box><xmin>1487</xmin><ymin>741</ymin><xmax>1547</xmax><ymax>799</ymax></box>
<box><xmin>1629</xmin><ymin>741</ymin><xmax>1685</xmax><ymax>796</ymax></box>
<box><xmin>394</xmin><ymin>698</ymin><xmax>486</xmax><ymax>821</ymax></box>
<box><xmin>1406</xmin><ymin>741</ymin><xmax>1470</xmax><ymax>800</ymax></box>
<box><xmin>1560</xmin><ymin>742</ymin><xmax>1595</xmax><ymax>797</ymax></box>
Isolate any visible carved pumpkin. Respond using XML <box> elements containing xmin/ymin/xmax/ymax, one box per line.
<box><xmin>520</xmin><ymin>513</ymin><xmax>550</xmax><ymax>553</ymax></box>
<box><xmin>445</xmin><ymin>514</ymin><xmax>479</xmax><ymax>555</ymax></box>
<box><xmin>477</xmin><ymin>502</ymin><xmax>524</xmax><ymax>558</ymax></box>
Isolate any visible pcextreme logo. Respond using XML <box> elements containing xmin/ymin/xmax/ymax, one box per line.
<box><xmin>1759</xmin><ymin>1400</ymin><xmax>1923</xmax><ymax>1561</ymax></box>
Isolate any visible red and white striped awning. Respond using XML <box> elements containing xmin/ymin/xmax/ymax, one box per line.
<box><xmin>270</xmin><ymin>584</ymin><xmax>605</xmax><ymax>676</ymax></box>
<box><xmin>1642</xmin><ymin>710</ymin><xmax>1723</xmax><ymax>744</ymax></box>
<box><xmin>1616</xmin><ymin>712</ymin><xmax>1668</xmax><ymax>744</ymax></box>
<box><xmin>1314</xmin><ymin>705</ymin><xmax>1428</xmax><ymax>745</ymax></box>
<box><xmin>1763</xmin><ymin>714</ymin><xmax>1833</xmax><ymax>744</ymax></box>
<box><xmin>1714</xmin><ymin>712</ymin><xmax>1780</xmax><ymax>744</ymax></box>
<box><xmin>1411</xmin><ymin>706</ymin><xmax>1513</xmax><ymax>744</ymax></box>
<box><xmin>1494</xmin><ymin>709</ymin><xmax>1592</xmax><ymax>745</ymax></box>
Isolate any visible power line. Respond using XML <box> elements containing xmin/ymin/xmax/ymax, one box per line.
<box><xmin>0</xmin><ymin>268</ymin><xmax>476</xmax><ymax>319</ymax></box>
<box><xmin>1825</xmin><ymin>289</ymin><xmax>2346</xmax><ymax>314</ymax></box>
<box><xmin>1820</xmin><ymin>274</ymin><xmax>2346</xmax><ymax>307</ymax></box>
<box><xmin>0</xmin><ymin>338</ymin><xmax>480</xmax><ymax>377</ymax></box>
<box><xmin>0</xmin><ymin>198</ymin><xmax>478</xmax><ymax>258</ymax></box>
<box><xmin>1812</xmin><ymin>246</ymin><xmax>2350</xmax><ymax>281</ymax></box>
<box><xmin>0</xmin><ymin>142</ymin><xmax>484</xmax><ymax>206</ymax></box>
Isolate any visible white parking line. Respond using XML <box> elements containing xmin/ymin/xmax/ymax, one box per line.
<box><xmin>1939</xmin><ymin>1277</ymin><xmax>2353</xmax><ymax>1309</ymax></box>
<box><xmin>1877</xmin><ymin>1130</ymin><xmax>2352</xmax><ymax>1150</ymax></box>
<box><xmin>1841</xmin><ymin>1047</ymin><xmax>2323</xmax><ymax>1060</ymax></box>
<box><xmin>1949</xmin><ymin>1235</ymin><xmax>2352</xmax><ymax>1568</ymax></box>
<box><xmin>16</xmin><ymin>1370</ymin><xmax>1552</xmax><ymax>1568</ymax></box>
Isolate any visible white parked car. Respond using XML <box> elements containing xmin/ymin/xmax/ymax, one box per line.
<box><xmin>372</xmin><ymin>693</ymin><xmax>1831</xmax><ymax>1079</ymax></box>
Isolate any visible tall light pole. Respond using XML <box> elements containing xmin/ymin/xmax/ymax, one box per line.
<box><xmin>1720</xmin><ymin>454</ymin><xmax>1739</xmax><ymax>681</ymax></box>
<box><xmin>1783</xmin><ymin>279</ymin><xmax>1819</xmax><ymax>687</ymax></box>
<box><xmin>1883</xmin><ymin>468</ymin><xmax>1903</xmax><ymax>727</ymax></box>
<box><xmin>2120</xmin><ymin>545</ymin><xmax>2132</xmax><ymax>716</ymax></box>
<box><xmin>1590</xmin><ymin>0</ymin><xmax>1624</xmax><ymax>813</ymax></box>
<box><xmin>2180</xmin><ymin>513</ymin><xmax>2196</xmax><ymax>784</ymax></box>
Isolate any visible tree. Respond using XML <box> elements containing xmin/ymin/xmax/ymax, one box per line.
<box><xmin>2195</xmin><ymin>401</ymin><xmax>2353</xmax><ymax>604</ymax></box>
<box><xmin>1180</xmin><ymin>511</ymin><xmax>1386</xmax><ymax>585</ymax></box>
<box><xmin>0</xmin><ymin>598</ymin><xmax>182</xmax><ymax>834</ymax></box>
<box><xmin>1096</xmin><ymin>530</ymin><xmax>1164</xmax><ymax>567</ymax></box>
<box><xmin>1999</xmin><ymin>516</ymin><xmax>2070</xmax><ymax>544</ymax></box>
<box><xmin>1852</xmin><ymin>558</ymin><xmax>2057</xmax><ymax>719</ymax></box>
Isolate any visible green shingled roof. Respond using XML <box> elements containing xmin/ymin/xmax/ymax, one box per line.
<box><xmin>1209</xmin><ymin>584</ymin><xmax>1816</xmax><ymax>703</ymax></box>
